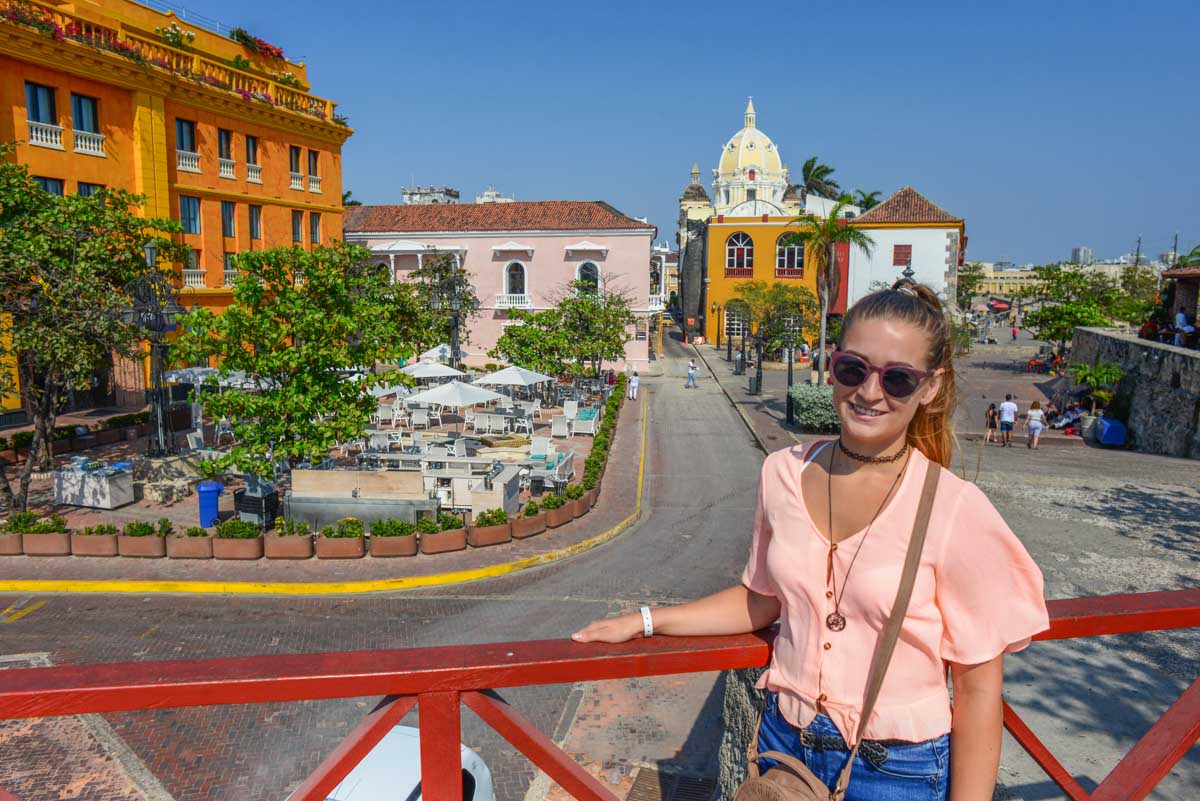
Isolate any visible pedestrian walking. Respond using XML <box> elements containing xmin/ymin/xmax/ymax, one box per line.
<box><xmin>575</xmin><ymin>279</ymin><xmax>1048</xmax><ymax>801</ymax></box>
<box><xmin>984</xmin><ymin>402</ymin><xmax>999</xmax><ymax>444</ymax></box>
<box><xmin>685</xmin><ymin>358</ymin><xmax>699</xmax><ymax>388</ymax></box>
<box><xmin>628</xmin><ymin>370</ymin><xmax>639</xmax><ymax>400</ymax></box>
<box><xmin>1011</xmin><ymin>324</ymin><xmax>1019</xmax><ymax>341</ymax></box>
<box><xmin>999</xmin><ymin>393</ymin><xmax>1019</xmax><ymax>446</ymax></box>
<box><xmin>1025</xmin><ymin>401</ymin><xmax>1046</xmax><ymax>449</ymax></box>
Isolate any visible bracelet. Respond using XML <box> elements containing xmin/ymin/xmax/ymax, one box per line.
<box><xmin>640</xmin><ymin>606</ymin><xmax>654</xmax><ymax>638</ymax></box>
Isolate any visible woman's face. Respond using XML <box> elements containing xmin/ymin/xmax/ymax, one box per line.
<box><xmin>833</xmin><ymin>316</ymin><xmax>943</xmax><ymax>448</ymax></box>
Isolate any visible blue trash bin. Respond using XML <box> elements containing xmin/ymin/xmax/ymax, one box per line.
<box><xmin>1094</xmin><ymin>417</ymin><xmax>1127</xmax><ymax>447</ymax></box>
<box><xmin>197</xmin><ymin>481</ymin><xmax>224</xmax><ymax>528</ymax></box>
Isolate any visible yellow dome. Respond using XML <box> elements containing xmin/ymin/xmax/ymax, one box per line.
<box><xmin>716</xmin><ymin>97</ymin><xmax>785</xmax><ymax>179</ymax></box>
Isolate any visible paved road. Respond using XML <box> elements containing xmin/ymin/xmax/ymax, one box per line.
<box><xmin>0</xmin><ymin>336</ymin><xmax>765</xmax><ymax>801</ymax></box>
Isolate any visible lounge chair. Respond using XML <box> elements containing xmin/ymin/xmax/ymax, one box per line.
<box><xmin>530</xmin><ymin>436</ymin><xmax>551</xmax><ymax>460</ymax></box>
<box><xmin>551</xmin><ymin>414</ymin><xmax>571</xmax><ymax>438</ymax></box>
<box><xmin>563</xmin><ymin>400</ymin><xmax>579</xmax><ymax>420</ymax></box>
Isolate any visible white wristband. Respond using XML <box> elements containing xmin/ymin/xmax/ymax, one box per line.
<box><xmin>640</xmin><ymin>606</ymin><xmax>654</xmax><ymax>638</ymax></box>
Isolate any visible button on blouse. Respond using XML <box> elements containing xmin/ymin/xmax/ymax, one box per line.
<box><xmin>741</xmin><ymin>441</ymin><xmax>1049</xmax><ymax>744</ymax></box>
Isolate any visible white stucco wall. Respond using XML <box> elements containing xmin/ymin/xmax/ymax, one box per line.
<box><xmin>847</xmin><ymin>227</ymin><xmax>960</xmax><ymax>306</ymax></box>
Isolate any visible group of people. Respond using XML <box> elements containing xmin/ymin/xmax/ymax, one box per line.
<box><xmin>986</xmin><ymin>394</ymin><xmax>1087</xmax><ymax>448</ymax></box>
<box><xmin>1138</xmin><ymin>305</ymin><xmax>1197</xmax><ymax>349</ymax></box>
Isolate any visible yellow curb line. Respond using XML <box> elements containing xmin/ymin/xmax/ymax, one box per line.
<box><xmin>0</xmin><ymin>395</ymin><xmax>648</xmax><ymax>597</ymax></box>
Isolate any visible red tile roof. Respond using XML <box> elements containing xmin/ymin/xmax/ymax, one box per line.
<box><xmin>852</xmin><ymin>187</ymin><xmax>962</xmax><ymax>225</ymax></box>
<box><xmin>1163</xmin><ymin>266</ymin><xmax>1200</xmax><ymax>279</ymax></box>
<box><xmin>343</xmin><ymin>201</ymin><xmax>655</xmax><ymax>234</ymax></box>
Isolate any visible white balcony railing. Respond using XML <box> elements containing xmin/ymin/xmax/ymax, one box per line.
<box><xmin>73</xmin><ymin>130</ymin><xmax>105</xmax><ymax>156</ymax></box>
<box><xmin>247</xmin><ymin>163</ymin><xmax>262</xmax><ymax>184</ymax></box>
<box><xmin>219</xmin><ymin>158</ymin><xmax>236</xmax><ymax>179</ymax></box>
<box><xmin>494</xmin><ymin>293</ymin><xmax>532</xmax><ymax>309</ymax></box>
<box><xmin>182</xmin><ymin>269</ymin><xmax>207</xmax><ymax>289</ymax></box>
<box><xmin>223</xmin><ymin>270</ymin><xmax>238</xmax><ymax>287</ymax></box>
<box><xmin>308</xmin><ymin>175</ymin><xmax>322</xmax><ymax>193</ymax></box>
<box><xmin>177</xmin><ymin>150</ymin><xmax>201</xmax><ymax>173</ymax></box>
<box><xmin>27</xmin><ymin>120</ymin><xmax>64</xmax><ymax>150</ymax></box>
<box><xmin>289</xmin><ymin>171</ymin><xmax>304</xmax><ymax>190</ymax></box>
<box><xmin>649</xmin><ymin>294</ymin><xmax>665</xmax><ymax>311</ymax></box>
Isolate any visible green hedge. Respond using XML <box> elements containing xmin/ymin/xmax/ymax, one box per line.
<box><xmin>580</xmin><ymin>373</ymin><xmax>626</xmax><ymax>491</ymax></box>
<box><xmin>787</xmin><ymin>384</ymin><xmax>841</xmax><ymax>433</ymax></box>
<box><xmin>4</xmin><ymin>513</ymin><xmax>68</xmax><ymax>533</ymax></box>
<box><xmin>322</xmin><ymin>517</ymin><xmax>364</xmax><ymax>538</ymax></box>
<box><xmin>371</xmin><ymin>518</ymin><xmax>415</xmax><ymax>537</ymax></box>
<box><xmin>474</xmin><ymin>508</ymin><xmax>508</xmax><ymax>527</ymax></box>
<box><xmin>217</xmin><ymin>519</ymin><xmax>260</xmax><ymax>539</ymax></box>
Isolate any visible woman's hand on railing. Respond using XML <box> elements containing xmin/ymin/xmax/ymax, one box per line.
<box><xmin>571</xmin><ymin>613</ymin><xmax>642</xmax><ymax>643</ymax></box>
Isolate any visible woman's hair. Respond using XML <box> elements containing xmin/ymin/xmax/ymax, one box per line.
<box><xmin>839</xmin><ymin>279</ymin><xmax>957</xmax><ymax>468</ymax></box>
<box><xmin>987</xmin><ymin>402</ymin><xmax>997</xmax><ymax>411</ymax></box>
<box><xmin>1030</xmin><ymin>400</ymin><xmax>1041</xmax><ymax>410</ymax></box>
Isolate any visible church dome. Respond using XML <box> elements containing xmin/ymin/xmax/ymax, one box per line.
<box><xmin>716</xmin><ymin>98</ymin><xmax>785</xmax><ymax>179</ymax></box>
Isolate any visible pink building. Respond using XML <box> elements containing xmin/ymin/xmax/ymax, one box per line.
<box><xmin>343</xmin><ymin>201</ymin><xmax>659</xmax><ymax>369</ymax></box>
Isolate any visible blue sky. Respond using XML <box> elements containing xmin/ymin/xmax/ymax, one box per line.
<box><xmin>190</xmin><ymin>0</ymin><xmax>1199</xmax><ymax>264</ymax></box>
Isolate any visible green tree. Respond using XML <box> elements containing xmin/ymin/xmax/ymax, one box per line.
<box><xmin>491</xmin><ymin>281</ymin><xmax>634</xmax><ymax>379</ymax></box>
<box><xmin>853</xmin><ymin>190</ymin><xmax>881</xmax><ymax>210</ymax></box>
<box><xmin>1018</xmin><ymin>264</ymin><xmax>1121</xmax><ymax>354</ymax></box>
<box><xmin>1177</xmin><ymin>244</ymin><xmax>1200</xmax><ymax>268</ymax></box>
<box><xmin>410</xmin><ymin>250</ymin><xmax>480</xmax><ymax>358</ymax></box>
<box><xmin>341</xmin><ymin>190</ymin><xmax>363</xmax><ymax>207</ymax></box>
<box><xmin>0</xmin><ymin>146</ymin><xmax>187</xmax><ymax>510</ymax></box>
<box><xmin>797</xmin><ymin>156</ymin><xmax>840</xmax><ymax>200</ymax></box>
<box><xmin>785</xmin><ymin>200</ymin><xmax>875</xmax><ymax>384</ymax></box>
<box><xmin>1069</xmin><ymin>361</ymin><xmax>1124</xmax><ymax>415</ymax></box>
<box><xmin>956</xmin><ymin>262</ymin><xmax>986</xmax><ymax>310</ymax></box>
<box><xmin>1112</xmin><ymin>264</ymin><xmax>1160</xmax><ymax>323</ymax></box>
<box><xmin>174</xmin><ymin>243</ymin><xmax>424</xmax><ymax>478</ymax></box>
<box><xmin>732</xmin><ymin>280</ymin><xmax>820</xmax><ymax>355</ymax></box>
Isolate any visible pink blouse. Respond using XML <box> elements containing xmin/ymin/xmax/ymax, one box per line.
<box><xmin>741</xmin><ymin>441</ymin><xmax>1049</xmax><ymax>744</ymax></box>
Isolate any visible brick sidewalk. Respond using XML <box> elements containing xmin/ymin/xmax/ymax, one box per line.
<box><xmin>0</xmin><ymin>397</ymin><xmax>644</xmax><ymax>588</ymax></box>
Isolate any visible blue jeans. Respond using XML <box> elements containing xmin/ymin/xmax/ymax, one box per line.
<box><xmin>756</xmin><ymin>692</ymin><xmax>950</xmax><ymax>801</ymax></box>
<box><xmin>685</xmin><ymin>372</ymin><xmax>698</xmax><ymax>387</ymax></box>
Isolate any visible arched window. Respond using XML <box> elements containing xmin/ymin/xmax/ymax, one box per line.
<box><xmin>726</xmin><ymin>232</ymin><xmax>753</xmax><ymax>273</ymax></box>
<box><xmin>505</xmin><ymin>262</ymin><xmax>526</xmax><ymax>296</ymax></box>
<box><xmin>578</xmin><ymin>262</ymin><xmax>599</xmax><ymax>293</ymax></box>
<box><xmin>776</xmin><ymin>235</ymin><xmax>804</xmax><ymax>277</ymax></box>
<box><xmin>724</xmin><ymin>301</ymin><xmax>749</xmax><ymax>340</ymax></box>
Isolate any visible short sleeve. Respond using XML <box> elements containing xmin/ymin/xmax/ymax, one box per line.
<box><xmin>935</xmin><ymin>483</ymin><xmax>1049</xmax><ymax>665</ymax></box>
<box><xmin>741</xmin><ymin>461</ymin><xmax>777</xmax><ymax>597</ymax></box>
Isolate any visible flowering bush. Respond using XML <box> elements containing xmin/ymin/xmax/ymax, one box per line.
<box><xmin>229</xmin><ymin>27</ymin><xmax>284</xmax><ymax>61</ymax></box>
<box><xmin>332</xmin><ymin>112</ymin><xmax>350</xmax><ymax>127</ymax></box>
<box><xmin>155</xmin><ymin>22</ymin><xmax>194</xmax><ymax>50</ymax></box>
<box><xmin>1</xmin><ymin>2</ymin><xmax>64</xmax><ymax>40</ymax></box>
<box><xmin>227</xmin><ymin>54</ymin><xmax>251</xmax><ymax>70</ymax></box>
<box><xmin>197</xmin><ymin>72</ymin><xmax>230</xmax><ymax>90</ymax></box>
<box><xmin>272</xmin><ymin>70</ymin><xmax>304</xmax><ymax>88</ymax></box>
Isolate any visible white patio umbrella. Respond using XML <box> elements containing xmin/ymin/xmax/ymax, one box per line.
<box><xmin>472</xmin><ymin>366</ymin><xmax>555</xmax><ymax>387</ymax></box>
<box><xmin>419</xmin><ymin>343</ymin><xmax>461</xmax><ymax>362</ymax></box>
<box><xmin>405</xmin><ymin>380</ymin><xmax>504</xmax><ymax>408</ymax></box>
<box><xmin>368</xmin><ymin>383</ymin><xmax>409</xmax><ymax>398</ymax></box>
<box><xmin>406</xmin><ymin>362</ymin><xmax>465</xmax><ymax>380</ymax></box>
<box><xmin>163</xmin><ymin>367</ymin><xmax>218</xmax><ymax>384</ymax></box>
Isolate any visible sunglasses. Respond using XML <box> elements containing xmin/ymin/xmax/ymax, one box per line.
<box><xmin>829</xmin><ymin>351</ymin><xmax>937</xmax><ymax>399</ymax></box>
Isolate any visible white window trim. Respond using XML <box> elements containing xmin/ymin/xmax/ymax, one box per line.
<box><xmin>576</xmin><ymin>261</ymin><xmax>602</xmax><ymax>285</ymax></box>
<box><xmin>504</xmin><ymin>260</ymin><xmax>529</xmax><ymax>297</ymax></box>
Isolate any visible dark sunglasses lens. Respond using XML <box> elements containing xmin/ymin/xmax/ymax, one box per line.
<box><xmin>881</xmin><ymin>368</ymin><xmax>922</xmax><ymax>398</ymax></box>
<box><xmin>833</xmin><ymin>356</ymin><xmax>869</xmax><ymax>387</ymax></box>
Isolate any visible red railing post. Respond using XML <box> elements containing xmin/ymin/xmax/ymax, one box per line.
<box><xmin>419</xmin><ymin>691</ymin><xmax>463</xmax><ymax>801</ymax></box>
<box><xmin>1002</xmin><ymin>701</ymin><xmax>1092</xmax><ymax>801</ymax></box>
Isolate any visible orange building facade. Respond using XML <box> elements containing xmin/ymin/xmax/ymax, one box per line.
<box><xmin>1</xmin><ymin>0</ymin><xmax>351</xmax><ymax>413</ymax></box>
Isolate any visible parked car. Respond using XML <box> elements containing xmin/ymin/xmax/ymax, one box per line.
<box><xmin>297</xmin><ymin>725</ymin><xmax>494</xmax><ymax>801</ymax></box>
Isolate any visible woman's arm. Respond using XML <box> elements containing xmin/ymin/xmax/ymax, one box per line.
<box><xmin>572</xmin><ymin>584</ymin><xmax>781</xmax><ymax>643</ymax></box>
<box><xmin>948</xmin><ymin>654</ymin><xmax>1004</xmax><ymax>801</ymax></box>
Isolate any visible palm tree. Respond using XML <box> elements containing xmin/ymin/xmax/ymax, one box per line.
<box><xmin>342</xmin><ymin>190</ymin><xmax>363</xmax><ymax>207</ymax></box>
<box><xmin>786</xmin><ymin>200</ymin><xmax>875</xmax><ymax>384</ymax></box>
<box><xmin>854</xmin><ymin>190</ymin><xmax>881</xmax><ymax>210</ymax></box>
<box><xmin>1179</xmin><ymin>244</ymin><xmax>1200</xmax><ymax>267</ymax></box>
<box><xmin>795</xmin><ymin>156</ymin><xmax>840</xmax><ymax>200</ymax></box>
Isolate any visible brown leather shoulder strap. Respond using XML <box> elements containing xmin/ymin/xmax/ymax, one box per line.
<box><xmin>831</xmin><ymin>461</ymin><xmax>940</xmax><ymax>798</ymax></box>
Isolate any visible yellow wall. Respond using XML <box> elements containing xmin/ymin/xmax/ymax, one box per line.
<box><xmin>1</xmin><ymin>0</ymin><xmax>352</xmax><ymax>411</ymax></box>
<box><xmin>704</xmin><ymin>216</ymin><xmax>819</xmax><ymax>345</ymax></box>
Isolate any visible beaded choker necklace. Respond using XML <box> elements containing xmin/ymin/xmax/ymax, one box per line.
<box><xmin>837</xmin><ymin>440</ymin><xmax>909</xmax><ymax>464</ymax></box>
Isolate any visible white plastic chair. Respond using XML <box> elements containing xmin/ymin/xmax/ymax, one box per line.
<box><xmin>214</xmin><ymin>418</ymin><xmax>235</xmax><ymax>445</ymax></box>
<box><xmin>411</xmin><ymin>408</ymin><xmax>430</xmax><ymax>430</ymax></box>
<box><xmin>513</xmin><ymin>415</ymin><xmax>533</xmax><ymax>436</ymax></box>
<box><xmin>450</xmin><ymin>438</ymin><xmax>468</xmax><ymax>457</ymax></box>
<box><xmin>375</xmin><ymin>402</ymin><xmax>394</xmax><ymax>426</ymax></box>
<box><xmin>464</xmin><ymin>408</ymin><xmax>477</xmax><ymax>431</ymax></box>
<box><xmin>531</xmin><ymin>437</ymin><xmax>551</xmax><ymax>459</ymax></box>
<box><xmin>551</xmin><ymin>414</ymin><xmax>570</xmax><ymax>438</ymax></box>
<box><xmin>531</xmin><ymin>398</ymin><xmax>543</xmax><ymax>420</ymax></box>
<box><xmin>428</xmin><ymin>404</ymin><xmax>444</xmax><ymax>427</ymax></box>
<box><xmin>563</xmin><ymin>400</ymin><xmax>579</xmax><ymax>420</ymax></box>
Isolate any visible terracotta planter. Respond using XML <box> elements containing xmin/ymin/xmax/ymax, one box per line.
<box><xmin>316</xmin><ymin>536</ymin><xmax>365</xmax><ymax>559</ymax></box>
<box><xmin>167</xmin><ymin>534</ymin><xmax>213</xmax><ymax>559</ymax></box>
<box><xmin>420</xmin><ymin>527</ymin><xmax>467</xmax><ymax>555</ymax></box>
<box><xmin>583</xmin><ymin>488</ymin><xmax>599</xmax><ymax>510</ymax></box>
<box><xmin>22</xmin><ymin>532</ymin><xmax>71</xmax><ymax>556</ymax></box>
<box><xmin>569</xmin><ymin>498</ymin><xmax>587</xmax><ymax>519</ymax></box>
<box><xmin>95</xmin><ymin>429</ymin><xmax>122</xmax><ymax>446</ymax></box>
<box><xmin>118</xmin><ymin>535</ymin><xmax>166</xmax><ymax>558</ymax></box>
<box><xmin>468</xmin><ymin>522</ymin><xmax>512</xmax><ymax>548</ymax></box>
<box><xmin>213</xmin><ymin>536</ymin><xmax>264</xmax><ymax>559</ymax></box>
<box><xmin>71</xmin><ymin>532</ymin><xmax>118</xmax><ymax>557</ymax></box>
<box><xmin>0</xmin><ymin>532</ymin><xmax>22</xmax><ymax>555</ymax></box>
<box><xmin>369</xmin><ymin>535</ymin><xmax>418</xmax><ymax>557</ymax></box>
<box><xmin>545</xmin><ymin>505</ymin><xmax>574</xmax><ymax>529</ymax></box>
<box><xmin>510</xmin><ymin>514</ymin><xmax>547</xmax><ymax>539</ymax></box>
<box><xmin>51</xmin><ymin>439</ymin><xmax>73</xmax><ymax>455</ymax></box>
<box><xmin>265</xmin><ymin>533</ymin><xmax>314</xmax><ymax>559</ymax></box>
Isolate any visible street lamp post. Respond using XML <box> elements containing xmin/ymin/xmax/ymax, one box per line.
<box><xmin>434</xmin><ymin>259</ymin><xmax>475</xmax><ymax>371</ymax></box>
<box><xmin>753</xmin><ymin>326</ymin><xmax>764</xmax><ymax>396</ymax></box>
<box><xmin>122</xmin><ymin>241</ymin><xmax>185</xmax><ymax>458</ymax></box>
<box><xmin>903</xmin><ymin>256</ymin><xmax>916</xmax><ymax>281</ymax></box>
<box><xmin>784</xmin><ymin>335</ymin><xmax>795</xmax><ymax>425</ymax></box>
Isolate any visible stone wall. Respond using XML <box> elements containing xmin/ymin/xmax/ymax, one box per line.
<box><xmin>1071</xmin><ymin>327</ymin><xmax>1200</xmax><ymax>459</ymax></box>
<box><xmin>716</xmin><ymin>667</ymin><xmax>764</xmax><ymax>800</ymax></box>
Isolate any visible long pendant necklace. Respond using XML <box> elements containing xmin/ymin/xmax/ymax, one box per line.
<box><xmin>825</xmin><ymin>442</ymin><xmax>911</xmax><ymax>632</ymax></box>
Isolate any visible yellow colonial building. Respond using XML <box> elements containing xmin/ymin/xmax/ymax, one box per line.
<box><xmin>1</xmin><ymin>0</ymin><xmax>351</xmax><ymax>417</ymax></box>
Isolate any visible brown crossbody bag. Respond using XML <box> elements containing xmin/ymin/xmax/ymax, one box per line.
<box><xmin>732</xmin><ymin>462</ymin><xmax>940</xmax><ymax>801</ymax></box>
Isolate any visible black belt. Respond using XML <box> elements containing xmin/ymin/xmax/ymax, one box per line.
<box><xmin>795</xmin><ymin>728</ymin><xmax>909</xmax><ymax>767</ymax></box>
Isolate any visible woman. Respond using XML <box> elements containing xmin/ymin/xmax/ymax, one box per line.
<box><xmin>1025</xmin><ymin>401</ymin><xmax>1046</xmax><ymax>450</ymax></box>
<box><xmin>574</xmin><ymin>280</ymin><xmax>1048</xmax><ymax>801</ymax></box>
<box><xmin>984</xmin><ymin>402</ymin><xmax>999</xmax><ymax>445</ymax></box>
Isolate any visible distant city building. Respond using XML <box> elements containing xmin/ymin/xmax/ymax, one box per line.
<box><xmin>651</xmin><ymin>242</ymin><xmax>678</xmax><ymax>310</ymax></box>
<box><xmin>402</xmin><ymin>186</ymin><xmax>460</xmax><ymax>205</ymax></box>
<box><xmin>1071</xmin><ymin>246</ymin><xmax>1094</xmax><ymax>265</ymax></box>
<box><xmin>475</xmin><ymin>187</ymin><xmax>514</xmax><ymax>204</ymax></box>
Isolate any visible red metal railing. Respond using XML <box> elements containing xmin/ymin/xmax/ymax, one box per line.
<box><xmin>0</xmin><ymin>590</ymin><xmax>1196</xmax><ymax>801</ymax></box>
